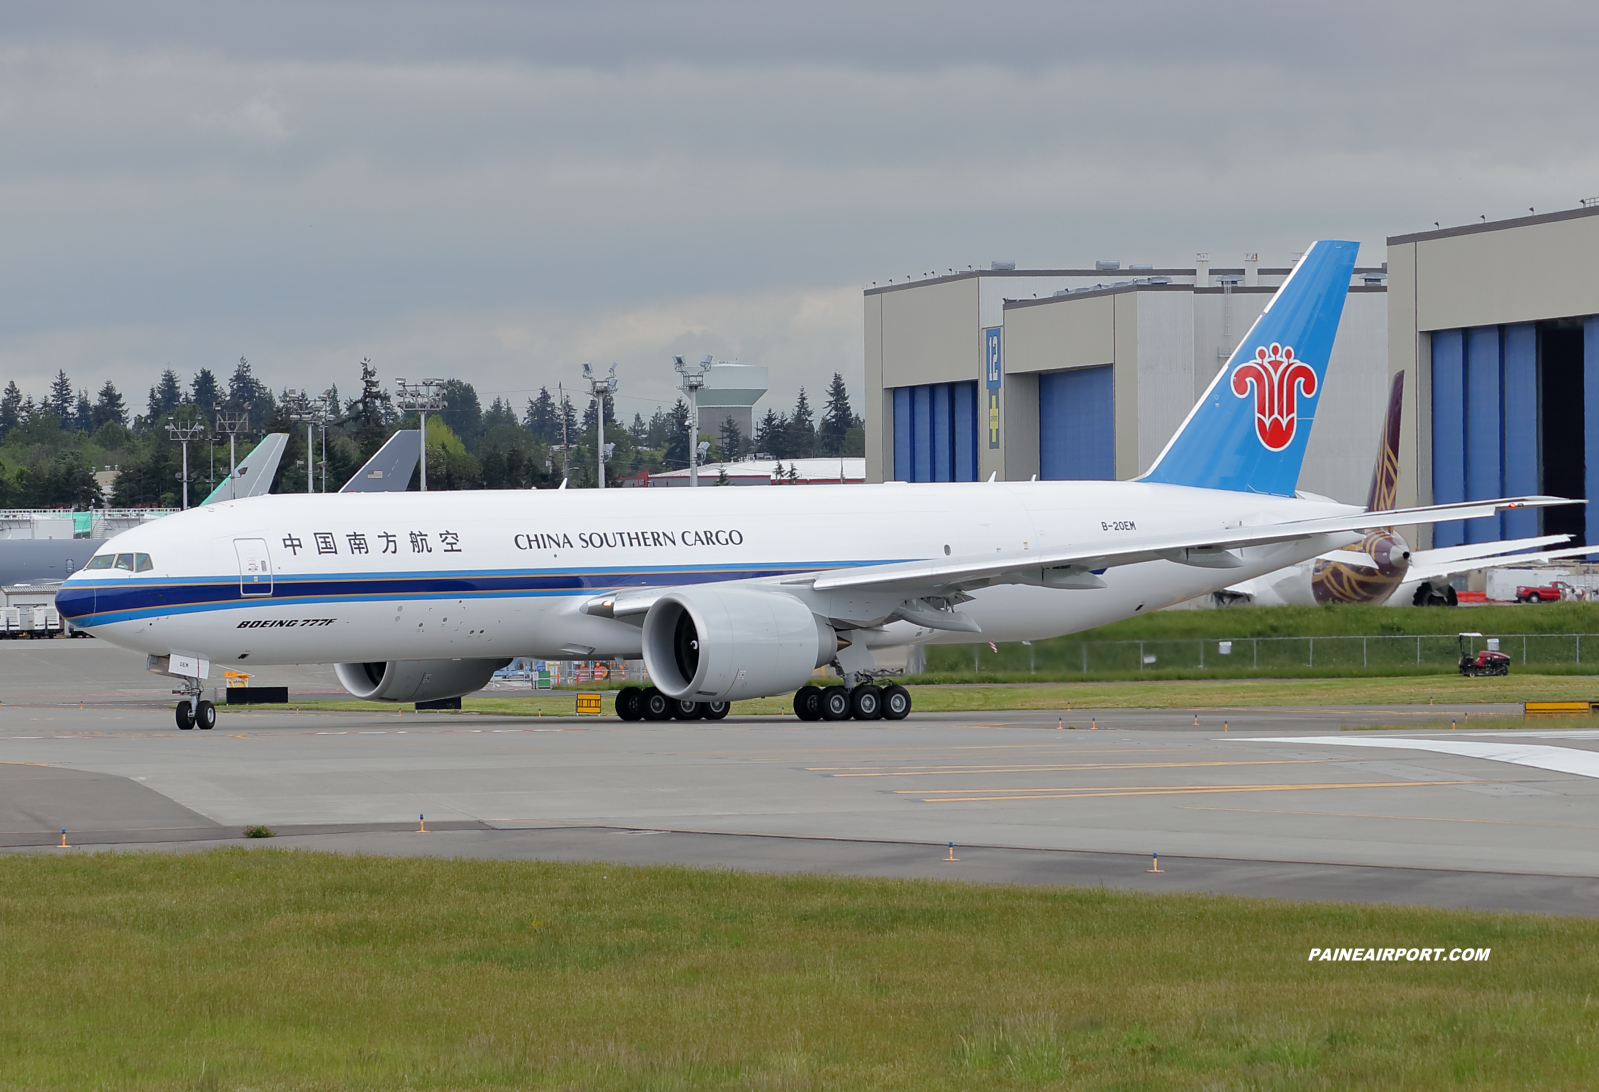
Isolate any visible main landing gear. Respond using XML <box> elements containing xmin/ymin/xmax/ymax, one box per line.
<box><xmin>793</xmin><ymin>683</ymin><xmax>910</xmax><ymax>722</ymax></box>
<box><xmin>172</xmin><ymin>677</ymin><xmax>216</xmax><ymax>731</ymax></box>
<box><xmin>614</xmin><ymin>686</ymin><xmax>729</xmax><ymax>722</ymax></box>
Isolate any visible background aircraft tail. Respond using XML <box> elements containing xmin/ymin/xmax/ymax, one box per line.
<box><xmin>1140</xmin><ymin>238</ymin><xmax>1360</xmax><ymax>495</ymax></box>
<box><xmin>1365</xmin><ymin>370</ymin><xmax>1404</xmax><ymax>512</ymax></box>
<box><xmin>201</xmin><ymin>433</ymin><xmax>288</xmax><ymax>505</ymax></box>
<box><xmin>341</xmin><ymin>429</ymin><xmax>421</xmax><ymax>492</ymax></box>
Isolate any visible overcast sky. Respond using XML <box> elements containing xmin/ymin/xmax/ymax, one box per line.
<box><xmin>3</xmin><ymin>1</ymin><xmax>1597</xmax><ymax>421</ymax></box>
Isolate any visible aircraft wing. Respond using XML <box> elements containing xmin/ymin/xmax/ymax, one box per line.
<box><xmin>201</xmin><ymin>433</ymin><xmax>289</xmax><ymax>505</ymax></box>
<box><xmin>341</xmin><ymin>430</ymin><xmax>421</xmax><ymax>492</ymax></box>
<box><xmin>797</xmin><ymin>496</ymin><xmax>1573</xmax><ymax>597</ymax></box>
<box><xmin>1407</xmin><ymin>545</ymin><xmax>1593</xmax><ymax>584</ymax></box>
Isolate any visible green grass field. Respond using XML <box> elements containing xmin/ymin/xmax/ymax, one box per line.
<box><xmin>2</xmin><ymin>851</ymin><xmax>1594</xmax><ymax>1090</ymax></box>
<box><xmin>274</xmin><ymin>672</ymin><xmax>1599</xmax><ymax>719</ymax></box>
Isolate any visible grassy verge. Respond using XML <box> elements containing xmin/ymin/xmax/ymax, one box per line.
<box><xmin>0</xmin><ymin>850</ymin><xmax>1593</xmax><ymax>1090</ymax></box>
<box><xmin>259</xmin><ymin>673</ymin><xmax>1599</xmax><ymax>718</ymax></box>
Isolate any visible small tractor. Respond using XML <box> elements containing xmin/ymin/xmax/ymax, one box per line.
<box><xmin>1457</xmin><ymin>632</ymin><xmax>1510</xmax><ymax>677</ymax></box>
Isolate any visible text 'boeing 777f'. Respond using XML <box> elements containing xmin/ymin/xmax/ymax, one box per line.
<box><xmin>56</xmin><ymin>241</ymin><xmax>1575</xmax><ymax>729</ymax></box>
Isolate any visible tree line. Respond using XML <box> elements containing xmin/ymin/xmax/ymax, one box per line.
<box><xmin>0</xmin><ymin>358</ymin><xmax>863</xmax><ymax>507</ymax></box>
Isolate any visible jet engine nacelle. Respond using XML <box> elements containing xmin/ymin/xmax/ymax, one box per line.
<box><xmin>642</xmin><ymin>586</ymin><xmax>836</xmax><ymax>702</ymax></box>
<box><xmin>334</xmin><ymin>658</ymin><xmax>510</xmax><ymax>703</ymax></box>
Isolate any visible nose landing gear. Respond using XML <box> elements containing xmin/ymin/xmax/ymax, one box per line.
<box><xmin>172</xmin><ymin>678</ymin><xmax>215</xmax><ymax>731</ymax></box>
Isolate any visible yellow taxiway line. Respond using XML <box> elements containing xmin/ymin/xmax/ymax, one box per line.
<box><xmin>911</xmin><ymin>780</ymin><xmax>1475</xmax><ymax>803</ymax></box>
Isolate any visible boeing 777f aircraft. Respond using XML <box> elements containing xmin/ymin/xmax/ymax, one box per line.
<box><xmin>56</xmin><ymin>241</ymin><xmax>1572</xmax><ymax>729</ymax></box>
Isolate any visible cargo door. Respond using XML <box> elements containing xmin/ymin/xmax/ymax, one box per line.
<box><xmin>235</xmin><ymin>538</ymin><xmax>274</xmax><ymax>597</ymax></box>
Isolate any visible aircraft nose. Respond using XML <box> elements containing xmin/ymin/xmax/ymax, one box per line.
<box><xmin>55</xmin><ymin>584</ymin><xmax>96</xmax><ymax>623</ymax></box>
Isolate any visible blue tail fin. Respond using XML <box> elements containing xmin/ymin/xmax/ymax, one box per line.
<box><xmin>1141</xmin><ymin>239</ymin><xmax>1359</xmax><ymax>495</ymax></box>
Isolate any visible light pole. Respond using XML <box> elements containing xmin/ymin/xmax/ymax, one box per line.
<box><xmin>166</xmin><ymin>416</ymin><xmax>207</xmax><ymax>510</ymax></box>
<box><xmin>214</xmin><ymin>409</ymin><xmax>249</xmax><ymax>499</ymax></box>
<box><xmin>581</xmin><ymin>363</ymin><xmax>618</xmax><ymax>489</ymax></box>
<box><xmin>284</xmin><ymin>390</ymin><xmax>323</xmax><ymax>494</ymax></box>
<box><xmin>317</xmin><ymin>388</ymin><xmax>334</xmax><ymax>494</ymax></box>
<box><xmin>395</xmin><ymin>378</ymin><xmax>446</xmax><ymax>491</ymax></box>
<box><xmin>674</xmin><ymin>355</ymin><xmax>710</xmax><ymax>486</ymax></box>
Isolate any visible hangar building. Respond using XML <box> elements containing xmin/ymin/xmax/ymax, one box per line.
<box><xmin>863</xmin><ymin>257</ymin><xmax>1390</xmax><ymax>505</ymax></box>
<box><xmin>1388</xmin><ymin>206</ymin><xmax>1599</xmax><ymax>551</ymax></box>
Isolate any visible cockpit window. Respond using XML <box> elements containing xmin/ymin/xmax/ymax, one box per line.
<box><xmin>115</xmin><ymin>553</ymin><xmax>135</xmax><ymax>571</ymax></box>
<box><xmin>85</xmin><ymin>554</ymin><xmax>114</xmax><ymax>570</ymax></box>
<box><xmin>135</xmin><ymin>553</ymin><xmax>153</xmax><ymax>572</ymax></box>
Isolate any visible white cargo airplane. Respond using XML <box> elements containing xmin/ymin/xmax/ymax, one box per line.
<box><xmin>56</xmin><ymin>240</ymin><xmax>1574</xmax><ymax>730</ymax></box>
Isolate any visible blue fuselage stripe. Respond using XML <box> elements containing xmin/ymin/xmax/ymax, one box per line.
<box><xmin>57</xmin><ymin>562</ymin><xmax>887</xmax><ymax>626</ymax></box>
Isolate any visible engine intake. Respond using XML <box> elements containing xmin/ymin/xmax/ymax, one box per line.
<box><xmin>334</xmin><ymin>658</ymin><xmax>510</xmax><ymax>703</ymax></box>
<box><xmin>642</xmin><ymin>586</ymin><xmax>835</xmax><ymax>702</ymax></box>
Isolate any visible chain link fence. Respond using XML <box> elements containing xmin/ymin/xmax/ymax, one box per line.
<box><xmin>935</xmin><ymin>634</ymin><xmax>1599</xmax><ymax>676</ymax></box>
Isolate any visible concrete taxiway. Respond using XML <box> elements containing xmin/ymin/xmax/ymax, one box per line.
<box><xmin>3</xmin><ymin>640</ymin><xmax>1598</xmax><ymax>914</ymax></box>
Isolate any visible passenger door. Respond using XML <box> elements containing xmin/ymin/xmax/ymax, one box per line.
<box><xmin>235</xmin><ymin>538</ymin><xmax>273</xmax><ymax>597</ymax></box>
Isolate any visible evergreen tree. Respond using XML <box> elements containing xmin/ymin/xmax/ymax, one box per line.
<box><xmin>718</xmin><ymin>415</ymin><xmax>743</xmax><ymax>461</ymax></box>
<box><xmin>581</xmin><ymin>391</ymin><xmax>616</xmax><ymax>435</ymax></box>
<box><xmin>441</xmin><ymin>379</ymin><xmax>483</xmax><ymax>449</ymax></box>
<box><xmin>754</xmin><ymin>408</ymin><xmax>786</xmax><ymax>457</ymax></box>
<box><xmin>663</xmin><ymin>399</ymin><xmax>691</xmax><ymax>468</ymax></box>
<box><xmin>785</xmin><ymin>387</ymin><xmax>816</xmax><ymax>458</ymax></box>
<box><xmin>523</xmin><ymin>387</ymin><xmax>557</xmax><ymax>443</ymax></box>
<box><xmin>644</xmin><ymin>407</ymin><xmax>670</xmax><ymax>448</ymax></box>
<box><xmin>228</xmin><ymin>356</ymin><xmax>266</xmax><ymax>408</ymax></box>
<box><xmin>819</xmin><ymin>372</ymin><xmax>854</xmax><ymax>455</ymax></box>
<box><xmin>347</xmin><ymin>358</ymin><xmax>392</xmax><ymax>455</ymax></box>
<box><xmin>558</xmin><ymin>393</ymin><xmax>579</xmax><ymax>448</ymax></box>
<box><xmin>628</xmin><ymin>412</ymin><xmax>648</xmax><ymax>444</ymax></box>
<box><xmin>49</xmin><ymin>370</ymin><xmax>75</xmax><ymax>421</ymax></box>
<box><xmin>482</xmin><ymin>396</ymin><xmax>518</xmax><ymax>431</ymax></box>
<box><xmin>91</xmin><ymin>381</ymin><xmax>128</xmax><ymax>429</ymax></box>
<box><xmin>190</xmin><ymin>368</ymin><xmax>220</xmax><ymax>414</ymax></box>
<box><xmin>74</xmin><ymin>390</ymin><xmax>93</xmax><ymax>432</ymax></box>
<box><xmin>147</xmin><ymin>369</ymin><xmax>183</xmax><ymax>420</ymax></box>
<box><xmin>0</xmin><ymin>381</ymin><xmax>22</xmax><ymax>439</ymax></box>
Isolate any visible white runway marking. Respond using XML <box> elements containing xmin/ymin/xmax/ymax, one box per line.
<box><xmin>1239</xmin><ymin>736</ymin><xmax>1599</xmax><ymax>781</ymax></box>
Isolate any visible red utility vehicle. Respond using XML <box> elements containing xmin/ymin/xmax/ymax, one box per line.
<box><xmin>1515</xmin><ymin>581</ymin><xmax>1570</xmax><ymax>603</ymax></box>
<box><xmin>1458</xmin><ymin>632</ymin><xmax>1510</xmax><ymax>677</ymax></box>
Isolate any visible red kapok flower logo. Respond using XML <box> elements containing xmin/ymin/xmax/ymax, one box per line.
<box><xmin>1231</xmin><ymin>343</ymin><xmax>1317</xmax><ymax>452</ymax></box>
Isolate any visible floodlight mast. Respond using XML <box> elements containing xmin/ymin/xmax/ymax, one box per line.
<box><xmin>674</xmin><ymin>354</ymin><xmax>710</xmax><ymax>487</ymax></box>
<box><xmin>395</xmin><ymin>378</ymin><xmax>447</xmax><ymax>491</ymax></box>
<box><xmin>165</xmin><ymin>416</ymin><xmax>207</xmax><ymax>509</ymax></box>
<box><xmin>284</xmin><ymin>390</ymin><xmax>325</xmax><ymax>494</ymax></box>
<box><xmin>581</xmin><ymin>363</ymin><xmax>618</xmax><ymax>489</ymax></box>
<box><xmin>213</xmin><ymin>409</ymin><xmax>249</xmax><ymax>496</ymax></box>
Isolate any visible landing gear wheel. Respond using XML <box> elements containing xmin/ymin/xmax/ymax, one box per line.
<box><xmin>881</xmin><ymin>684</ymin><xmax>911</xmax><ymax>721</ymax></box>
<box><xmin>640</xmin><ymin>687</ymin><xmax>673</xmax><ymax>721</ymax></box>
<box><xmin>175</xmin><ymin>702</ymin><xmax>196</xmax><ymax>730</ymax></box>
<box><xmin>671</xmin><ymin>698</ymin><xmax>704</xmax><ymax>720</ymax></box>
<box><xmin>793</xmin><ymin>685</ymin><xmax>822</xmax><ymax>721</ymax></box>
<box><xmin>195</xmin><ymin>700</ymin><xmax>216</xmax><ymax>730</ymax></box>
<box><xmin>820</xmin><ymin>687</ymin><xmax>851</xmax><ymax>721</ymax></box>
<box><xmin>616</xmin><ymin>686</ymin><xmax>643</xmax><ymax>721</ymax></box>
<box><xmin>702</xmin><ymin>700</ymin><xmax>730</xmax><ymax>720</ymax></box>
<box><xmin>849</xmin><ymin>685</ymin><xmax>883</xmax><ymax>720</ymax></box>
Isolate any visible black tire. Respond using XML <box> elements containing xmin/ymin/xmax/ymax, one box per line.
<box><xmin>175</xmin><ymin>702</ymin><xmax>196</xmax><ymax>730</ymax></box>
<box><xmin>820</xmin><ymin>687</ymin><xmax>851</xmax><ymax>721</ymax></box>
<box><xmin>881</xmin><ymin>684</ymin><xmax>911</xmax><ymax>720</ymax></box>
<box><xmin>641</xmin><ymin>687</ymin><xmax>673</xmax><ymax>721</ymax></box>
<box><xmin>1495</xmin><ymin>663</ymin><xmax>1510</xmax><ymax>676</ymax></box>
<box><xmin>702</xmin><ymin>700</ymin><xmax>730</xmax><ymax>720</ymax></box>
<box><xmin>793</xmin><ymin>685</ymin><xmax>822</xmax><ymax>721</ymax></box>
<box><xmin>1528</xmin><ymin>592</ymin><xmax>1541</xmax><ymax>603</ymax></box>
<box><xmin>671</xmin><ymin>698</ymin><xmax>703</xmax><ymax>720</ymax></box>
<box><xmin>196</xmin><ymin>700</ymin><xmax>216</xmax><ymax>730</ymax></box>
<box><xmin>849</xmin><ymin>684</ymin><xmax>883</xmax><ymax>720</ymax></box>
<box><xmin>615</xmin><ymin>686</ymin><xmax>643</xmax><ymax>721</ymax></box>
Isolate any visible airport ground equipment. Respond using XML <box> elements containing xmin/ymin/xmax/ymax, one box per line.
<box><xmin>1458</xmin><ymin>632</ymin><xmax>1511</xmax><ymax>677</ymax></box>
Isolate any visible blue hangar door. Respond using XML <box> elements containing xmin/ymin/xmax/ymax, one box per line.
<box><xmin>1431</xmin><ymin>318</ymin><xmax>1599</xmax><ymax>552</ymax></box>
<box><xmin>892</xmin><ymin>381</ymin><xmax>979</xmax><ymax>482</ymax></box>
<box><xmin>1039</xmin><ymin>366</ymin><xmax>1114</xmax><ymax>480</ymax></box>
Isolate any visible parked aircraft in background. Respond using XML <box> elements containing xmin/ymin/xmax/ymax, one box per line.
<box><xmin>55</xmin><ymin>240</ymin><xmax>1576</xmax><ymax>730</ymax></box>
<box><xmin>201</xmin><ymin>433</ymin><xmax>289</xmax><ymax>505</ymax></box>
<box><xmin>341</xmin><ymin>430</ymin><xmax>421</xmax><ymax>493</ymax></box>
<box><xmin>1220</xmin><ymin>373</ymin><xmax>1590</xmax><ymax>608</ymax></box>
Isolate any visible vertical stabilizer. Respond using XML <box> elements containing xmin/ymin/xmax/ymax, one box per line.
<box><xmin>201</xmin><ymin>433</ymin><xmax>289</xmax><ymax>505</ymax></box>
<box><xmin>1140</xmin><ymin>239</ymin><xmax>1360</xmax><ymax>495</ymax></box>
<box><xmin>341</xmin><ymin>430</ymin><xmax>422</xmax><ymax>492</ymax></box>
<box><xmin>1365</xmin><ymin>371</ymin><xmax>1405</xmax><ymax>512</ymax></box>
